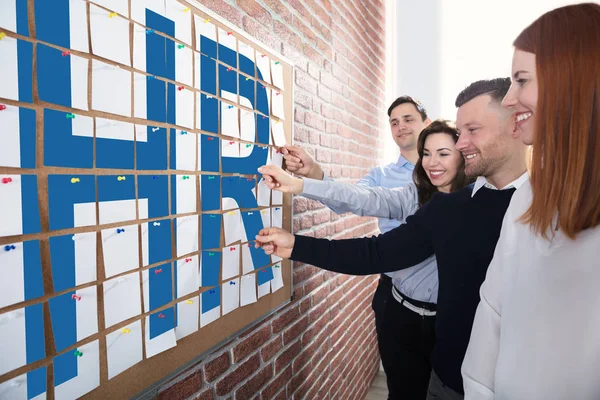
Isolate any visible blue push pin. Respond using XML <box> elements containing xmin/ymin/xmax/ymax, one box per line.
<box><xmin>229</xmin><ymin>281</ymin><xmax>236</xmax><ymax>285</ymax></box>
<box><xmin>147</xmin><ymin>75</ymin><xmax>156</xmax><ymax>80</ymax></box>
<box><xmin>116</xmin><ymin>228</ymin><xmax>125</xmax><ymax>234</ymax></box>
<box><xmin>181</xmin><ymin>131</ymin><xmax>187</xmax><ymax>135</ymax></box>
<box><xmin>209</xmin><ymin>289</ymin><xmax>215</xmax><ymax>294</ymax></box>
<box><xmin>152</xmin><ymin>175</ymin><xmax>158</xmax><ymax>179</ymax></box>
<box><xmin>146</xmin><ymin>29</ymin><xmax>154</xmax><ymax>34</ymax></box>
<box><xmin>4</xmin><ymin>245</ymin><xmax>16</xmax><ymax>251</ymax></box>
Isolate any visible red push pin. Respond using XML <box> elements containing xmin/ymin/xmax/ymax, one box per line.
<box><xmin>177</xmin><ymin>86</ymin><xmax>184</xmax><ymax>91</ymax></box>
<box><xmin>229</xmin><ymin>247</ymin><xmax>236</xmax><ymax>251</ymax></box>
<box><xmin>261</xmin><ymin>54</ymin><xmax>266</xmax><ymax>58</ymax></box>
<box><xmin>229</xmin><ymin>141</ymin><xmax>234</xmax><ymax>145</ymax></box>
<box><xmin>227</xmin><ymin>31</ymin><xmax>232</xmax><ymax>35</ymax></box>
<box><xmin>185</xmin><ymin>258</ymin><xmax>192</xmax><ymax>262</ymax></box>
<box><xmin>227</xmin><ymin>67</ymin><xmax>232</xmax><ymax>72</ymax></box>
<box><xmin>207</xmin><ymin>137</ymin><xmax>214</xmax><ymax>141</ymax></box>
<box><xmin>62</xmin><ymin>51</ymin><xmax>70</xmax><ymax>57</ymax></box>
<box><xmin>158</xmin><ymin>313</ymin><xmax>166</xmax><ymax>318</ymax></box>
<box><xmin>0</xmin><ymin>104</ymin><xmax>6</xmax><ymax>111</ymax></box>
<box><xmin>155</xmin><ymin>268</ymin><xmax>163</xmax><ymax>274</ymax></box>
<box><xmin>275</xmin><ymin>92</ymin><xmax>280</xmax><ymax>96</ymax></box>
<box><xmin>2</xmin><ymin>177</ymin><xmax>13</xmax><ymax>184</ymax></box>
<box><xmin>72</xmin><ymin>294</ymin><xmax>81</xmax><ymax>301</ymax></box>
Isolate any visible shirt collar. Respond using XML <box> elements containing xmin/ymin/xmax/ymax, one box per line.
<box><xmin>396</xmin><ymin>154</ymin><xmax>413</xmax><ymax>168</ymax></box>
<box><xmin>471</xmin><ymin>172</ymin><xmax>529</xmax><ymax>197</ymax></box>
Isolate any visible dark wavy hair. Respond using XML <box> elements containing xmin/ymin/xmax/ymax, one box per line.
<box><xmin>413</xmin><ymin>119</ymin><xmax>474</xmax><ymax>206</ymax></box>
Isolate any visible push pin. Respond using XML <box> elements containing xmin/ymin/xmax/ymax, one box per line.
<box><xmin>152</xmin><ymin>175</ymin><xmax>159</xmax><ymax>179</ymax></box>
<box><xmin>186</xmin><ymin>299</ymin><xmax>194</xmax><ymax>304</ymax></box>
<box><xmin>261</xmin><ymin>54</ymin><xmax>266</xmax><ymax>58</ymax></box>
<box><xmin>152</xmin><ymin>127</ymin><xmax>159</xmax><ymax>132</ymax></box>
<box><xmin>177</xmin><ymin>44</ymin><xmax>184</xmax><ymax>49</ymax></box>
<box><xmin>155</xmin><ymin>268</ymin><xmax>163</xmax><ymax>274</ymax></box>
<box><xmin>209</xmin><ymin>289</ymin><xmax>215</xmax><ymax>294</ymax></box>
<box><xmin>275</xmin><ymin>265</ymin><xmax>280</xmax><ymax>269</ymax></box>
<box><xmin>227</xmin><ymin>31</ymin><xmax>232</xmax><ymax>35</ymax></box>
<box><xmin>209</xmin><ymin>215</ymin><xmax>216</xmax><ymax>218</ymax></box>
<box><xmin>71</xmin><ymin>294</ymin><xmax>81</xmax><ymax>301</ymax></box>
<box><xmin>227</xmin><ymin>67</ymin><xmax>232</xmax><ymax>72</ymax></box>
<box><xmin>275</xmin><ymin>207</ymin><xmax>281</xmax><ymax>210</ymax></box>
<box><xmin>71</xmin><ymin>177</ymin><xmax>80</xmax><ymax>183</ymax></box>
<box><xmin>153</xmin><ymin>222</ymin><xmax>160</xmax><ymax>226</ymax></box>
<box><xmin>158</xmin><ymin>313</ymin><xmax>166</xmax><ymax>318</ymax></box>
<box><xmin>182</xmin><ymin>175</ymin><xmax>190</xmax><ymax>180</ymax></box>
<box><xmin>208</xmin><ymin>252</ymin><xmax>215</xmax><ymax>256</ymax></box>
<box><xmin>147</xmin><ymin>75</ymin><xmax>156</xmax><ymax>80</ymax></box>
<box><xmin>0</xmin><ymin>105</ymin><xmax>6</xmax><ymax>111</ymax></box>
<box><xmin>146</xmin><ymin>29</ymin><xmax>154</xmax><ymax>34</ymax></box>
<box><xmin>122</xmin><ymin>328</ymin><xmax>131</xmax><ymax>334</ymax></box>
<box><xmin>229</xmin><ymin>141</ymin><xmax>235</xmax><ymax>145</ymax></box>
<box><xmin>73</xmin><ymin>350</ymin><xmax>83</xmax><ymax>357</ymax></box>
<box><xmin>274</xmin><ymin>61</ymin><xmax>280</xmax><ymax>65</ymax></box>
<box><xmin>180</xmin><ymin>131</ymin><xmax>187</xmax><ymax>135</ymax></box>
<box><xmin>117</xmin><ymin>176</ymin><xmax>126</xmax><ymax>181</ymax></box>
<box><xmin>185</xmin><ymin>258</ymin><xmax>192</xmax><ymax>262</ymax></box>
<box><xmin>183</xmin><ymin>7</ymin><xmax>190</xmax><ymax>12</ymax></box>
<box><xmin>229</xmin><ymin>281</ymin><xmax>236</xmax><ymax>285</ymax></box>
<box><xmin>245</xmin><ymin>144</ymin><xmax>252</xmax><ymax>148</ymax></box>
<box><xmin>229</xmin><ymin>247</ymin><xmax>236</xmax><ymax>251</ymax></box>
<box><xmin>247</xmin><ymin>212</ymin><xmax>254</xmax><ymax>215</ymax></box>
<box><xmin>207</xmin><ymin>176</ymin><xmax>215</xmax><ymax>180</ymax></box>
<box><xmin>4</xmin><ymin>245</ymin><xmax>16</xmax><ymax>251</ymax></box>
<box><xmin>245</xmin><ymin>77</ymin><xmax>250</xmax><ymax>81</ymax></box>
<box><xmin>275</xmin><ymin>92</ymin><xmax>280</xmax><ymax>96</ymax></box>
<box><xmin>204</xmin><ymin>18</ymin><xmax>210</xmax><ymax>23</ymax></box>
<box><xmin>0</xmin><ymin>32</ymin><xmax>6</xmax><ymax>40</ymax></box>
<box><xmin>66</xmin><ymin>113</ymin><xmax>75</xmax><ymax>119</ymax></box>
<box><xmin>207</xmin><ymin>137</ymin><xmax>214</xmax><ymax>141</ymax></box>
<box><xmin>178</xmin><ymin>86</ymin><xmax>184</xmax><ymax>91</ymax></box>
<box><xmin>109</xmin><ymin>12</ymin><xmax>118</xmax><ymax>18</ymax></box>
<box><xmin>227</xmin><ymin>105</ymin><xmax>234</xmax><ymax>109</ymax></box>
<box><xmin>116</xmin><ymin>228</ymin><xmax>125</xmax><ymax>233</ymax></box>
<box><xmin>62</xmin><ymin>51</ymin><xmax>70</xmax><ymax>57</ymax></box>
<box><xmin>2</xmin><ymin>177</ymin><xmax>13</xmax><ymax>184</ymax></box>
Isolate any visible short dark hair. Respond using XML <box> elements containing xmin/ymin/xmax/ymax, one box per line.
<box><xmin>454</xmin><ymin>78</ymin><xmax>511</xmax><ymax>108</ymax></box>
<box><xmin>413</xmin><ymin>119</ymin><xmax>474</xmax><ymax>205</ymax></box>
<box><xmin>387</xmin><ymin>96</ymin><xmax>428</xmax><ymax>121</ymax></box>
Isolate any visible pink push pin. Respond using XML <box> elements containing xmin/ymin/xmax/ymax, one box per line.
<box><xmin>185</xmin><ymin>258</ymin><xmax>192</xmax><ymax>263</ymax></box>
<box><xmin>2</xmin><ymin>177</ymin><xmax>12</xmax><ymax>184</ymax></box>
<box><xmin>0</xmin><ymin>105</ymin><xmax>7</xmax><ymax>111</ymax></box>
<box><xmin>177</xmin><ymin>86</ymin><xmax>184</xmax><ymax>91</ymax></box>
<box><xmin>62</xmin><ymin>51</ymin><xmax>70</xmax><ymax>57</ymax></box>
<box><xmin>155</xmin><ymin>268</ymin><xmax>163</xmax><ymax>274</ymax></box>
<box><xmin>72</xmin><ymin>294</ymin><xmax>81</xmax><ymax>301</ymax></box>
<box><xmin>158</xmin><ymin>313</ymin><xmax>166</xmax><ymax>318</ymax></box>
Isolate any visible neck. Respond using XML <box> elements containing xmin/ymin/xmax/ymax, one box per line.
<box><xmin>485</xmin><ymin>158</ymin><xmax>528</xmax><ymax>189</ymax></box>
<box><xmin>401</xmin><ymin>147</ymin><xmax>419</xmax><ymax>165</ymax></box>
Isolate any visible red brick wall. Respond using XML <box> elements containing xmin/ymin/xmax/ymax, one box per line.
<box><xmin>156</xmin><ymin>0</ymin><xmax>387</xmax><ymax>398</ymax></box>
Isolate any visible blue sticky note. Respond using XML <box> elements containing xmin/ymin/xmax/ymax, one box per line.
<box><xmin>149</xmin><ymin>307</ymin><xmax>175</xmax><ymax>339</ymax></box>
<box><xmin>199</xmin><ymin>50</ymin><xmax>217</xmax><ymax>95</ymax></box>
<box><xmin>44</xmin><ymin>109</ymin><xmax>92</xmax><ymax>168</ymax></box>
<box><xmin>98</xmin><ymin>175</ymin><xmax>135</xmax><ymax>202</ymax></box>
<box><xmin>241</xmin><ymin>211</ymin><xmax>270</xmax><ymax>270</ymax></box>
<box><xmin>200</xmin><ymin>95</ymin><xmax>218</xmax><ymax>134</ymax></box>
<box><xmin>138</xmin><ymin>126</ymin><xmax>168</xmax><ymax>170</ymax></box>
<box><xmin>201</xmin><ymin>214</ymin><xmax>221</xmax><ymax>249</ymax></box>
<box><xmin>37</xmin><ymin>43</ymin><xmax>71</xmax><ymax>108</ymax></box>
<box><xmin>200</xmin><ymin>134</ymin><xmax>220</xmax><ymax>172</ymax></box>
<box><xmin>201</xmin><ymin>175</ymin><xmax>221</xmax><ymax>211</ymax></box>
<box><xmin>138</xmin><ymin>175</ymin><xmax>169</xmax><ymax>218</ymax></box>
<box><xmin>148</xmin><ymin>263</ymin><xmax>173</xmax><ymax>311</ymax></box>
<box><xmin>49</xmin><ymin>235</ymin><xmax>81</xmax><ymax>292</ymax></box>
<box><xmin>201</xmin><ymin>250</ymin><xmax>220</xmax><ymax>287</ymax></box>
<box><xmin>257</xmin><ymin>267</ymin><xmax>274</xmax><ymax>286</ymax></box>
<box><xmin>201</xmin><ymin>286</ymin><xmax>220</xmax><ymax>313</ymax></box>
<box><xmin>48</xmin><ymin>291</ymin><xmax>77</xmax><ymax>352</ymax></box>
<box><xmin>48</xmin><ymin>175</ymin><xmax>95</xmax><ymax>231</ymax></box>
<box><xmin>97</xmin><ymin>131</ymin><xmax>134</xmax><ymax>170</ymax></box>
<box><xmin>219</xmin><ymin>64</ymin><xmax>237</xmax><ymax>96</ymax></box>
<box><xmin>239</xmin><ymin>50</ymin><xmax>255</xmax><ymax>76</ymax></box>
<box><xmin>218</xmin><ymin>42</ymin><xmax>237</xmax><ymax>69</ymax></box>
<box><xmin>145</xmin><ymin>220</ymin><xmax>172</xmax><ymax>265</ymax></box>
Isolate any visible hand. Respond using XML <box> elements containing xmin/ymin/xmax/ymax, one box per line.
<box><xmin>281</xmin><ymin>145</ymin><xmax>324</xmax><ymax>180</ymax></box>
<box><xmin>255</xmin><ymin>227</ymin><xmax>295</xmax><ymax>259</ymax></box>
<box><xmin>258</xmin><ymin>165</ymin><xmax>304</xmax><ymax>194</ymax></box>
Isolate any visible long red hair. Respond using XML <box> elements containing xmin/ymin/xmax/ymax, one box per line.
<box><xmin>514</xmin><ymin>3</ymin><xmax>600</xmax><ymax>239</ymax></box>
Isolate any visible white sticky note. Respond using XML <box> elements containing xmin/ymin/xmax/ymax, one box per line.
<box><xmin>144</xmin><ymin>317</ymin><xmax>176</xmax><ymax>358</ymax></box>
<box><xmin>71</xmin><ymin>113</ymin><xmax>94</xmax><ymax>139</ymax></box>
<box><xmin>174</xmin><ymin>174</ymin><xmax>197</xmax><ymax>214</ymax></box>
<box><xmin>254</xmin><ymin>179</ymin><xmax>271</xmax><ymax>207</ymax></box>
<box><xmin>71</xmin><ymin>55</ymin><xmax>90</xmax><ymax>111</ymax></box>
<box><xmin>271</xmin><ymin>147</ymin><xmax>284</xmax><ymax>168</ymax></box>
<box><xmin>0</xmin><ymin>35</ymin><xmax>18</xmax><ymax>101</ymax></box>
<box><xmin>133</xmin><ymin>73</ymin><xmax>147</xmax><ymax>119</ymax></box>
<box><xmin>54</xmin><ymin>340</ymin><xmax>100</xmax><ymax>400</ymax></box>
<box><xmin>238</xmin><ymin>42</ymin><xmax>255</xmax><ymax>74</ymax></box>
<box><xmin>196</xmin><ymin>16</ymin><xmax>216</xmax><ymax>51</ymax></box>
<box><xmin>73</xmin><ymin>201</ymin><xmax>96</xmax><ymax>230</ymax></box>
<box><xmin>176</xmin><ymin>215</ymin><xmax>199</xmax><ymax>257</ymax></box>
<box><xmin>90</xmin><ymin>4</ymin><xmax>131</xmax><ymax>66</ymax></box>
<box><xmin>103</xmin><ymin>272</ymin><xmax>141</xmax><ymax>328</ymax></box>
<box><xmin>92</xmin><ymin>0</ymin><xmax>128</xmax><ymax>16</ymax></box>
<box><xmin>102</xmin><ymin>225</ymin><xmax>139</xmax><ymax>278</ymax></box>
<box><xmin>99</xmin><ymin>199</ymin><xmax>136</xmax><ymax>225</ymax></box>
<box><xmin>272</xmin><ymin>207</ymin><xmax>283</xmax><ymax>227</ymax></box>
<box><xmin>271</xmin><ymin>60</ymin><xmax>284</xmax><ymax>90</ymax></box>
<box><xmin>0</xmin><ymin>366</ymin><xmax>46</xmax><ymax>400</ymax></box>
<box><xmin>240</xmin><ymin>274</ymin><xmax>257</xmax><ymax>306</ymax></box>
<box><xmin>176</xmin><ymin>87</ymin><xmax>194</xmax><ymax>129</ymax></box>
<box><xmin>106</xmin><ymin>320</ymin><xmax>142</xmax><ymax>379</ymax></box>
<box><xmin>0</xmin><ymin>104</ymin><xmax>21</xmax><ymax>168</ymax></box>
<box><xmin>222</xmin><ymin>278</ymin><xmax>240</xmax><ymax>315</ymax></box>
<box><xmin>217</xmin><ymin>28</ymin><xmax>237</xmax><ymax>57</ymax></box>
<box><xmin>258</xmin><ymin>281</ymin><xmax>270</xmax><ymax>299</ymax></box>
<box><xmin>0</xmin><ymin>174</ymin><xmax>24</xmax><ymax>237</ymax></box>
<box><xmin>256</xmin><ymin>53</ymin><xmax>271</xmax><ymax>84</ymax></box>
<box><xmin>272</xmin><ymin>90</ymin><xmax>285</xmax><ymax>120</ymax></box>
<box><xmin>73</xmin><ymin>232</ymin><xmax>97</xmax><ymax>286</ymax></box>
<box><xmin>69</xmin><ymin>0</ymin><xmax>89</xmax><ymax>53</ymax></box>
<box><xmin>223</xmin><ymin>210</ymin><xmax>242</xmax><ymax>246</ymax></box>
<box><xmin>0</xmin><ymin>1</ymin><xmax>17</xmax><ymax>33</ymax></box>
<box><xmin>176</xmin><ymin>256</ymin><xmax>199</xmax><ymax>298</ymax></box>
<box><xmin>271</xmin><ymin>120</ymin><xmax>286</xmax><ymax>146</ymax></box>
<box><xmin>175</xmin><ymin>44</ymin><xmax>193</xmax><ymax>87</ymax></box>
<box><xmin>221</xmin><ymin>104</ymin><xmax>240</xmax><ymax>138</ymax></box>
<box><xmin>73</xmin><ymin>286</ymin><xmax>99</xmax><ymax>342</ymax></box>
<box><xmin>165</xmin><ymin>0</ymin><xmax>192</xmax><ymax>45</ymax></box>
<box><xmin>241</xmin><ymin>244</ymin><xmax>254</xmax><ymax>274</ymax></box>
<box><xmin>92</xmin><ymin>60</ymin><xmax>131</xmax><ymax>117</ymax></box>
<box><xmin>222</xmin><ymin>196</ymin><xmax>239</xmax><ymax>212</ymax></box>
<box><xmin>222</xmin><ymin>245</ymin><xmax>240</xmax><ymax>281</ymax></box>
<box><xmin>175</xmin><ymin>296</ymin><xmax>199</xmax><ymax>340</ymax></box>
<box><xmin>260</xmin><ymin>208</ymin><xmax>271</xmax><ymax>229</ymax></box>
<box><xmin>132</xmin><ymin>25</ymin><xmax>146</xmax><ymax>72</ymax></box>
<box><xmin>0</xmin><ymin>241</ymin><xmax>26</xmax><ymax>308</ymax></box>
<box><xmin>96</xmin><ymin>118</ymin><xmax>134</xmax><ymax>141</ymax></box>
<box><xmin>271</xmin><ymin>265</ymin><xmax>284</xmax><ymax>292</ymax></box>
<box><xmin>240</xmin><ymin>109</ymin><xmax>256</xmax><ymax>153</ymax></box>
<box><xmin>222</xmin><ymin>139</ymin><xmax>240</xmax><ymax>158</ymax></box>
<box><xmin>0</xmin><ymin>309</ymin><xmax>27</xmax><ymax>375</ymax></box>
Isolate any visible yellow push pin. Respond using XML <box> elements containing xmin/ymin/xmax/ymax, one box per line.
<box><xmin>0</xmin><ymin>32</ymin><xmax>6</xmax><ymax>41</ymax></box>
<box><xmin>117</xmin><ymin>176</ymin><xmax>126</xmax><ymax>181</ymax></box>
<box><xmin>204</xmin><ymin>18</ymin><xmax>210</xmax><ymax>23</ymax></box>
<box><xmin>186</xmin><ymin>299</ymin><xmax>194</xmax><ymax>304</ymax></box>
<box><xmin>122</xmin><ymin>328</ymin><xmax>131</xmax><ymax>334</ymax></box>
<box><xmin>183</xmin><ymin>7</ymin><xmax>190</xmax><ymax>12</ymax></box>
<box><xmin>109</xmin><ymin>12</ymin><xmax>118</xmax><ymax>18</ymax></box>
<box><xmin>71</xmin><ymin>177</ymin><xmax>80</xmax><ymax>183</ymax></box>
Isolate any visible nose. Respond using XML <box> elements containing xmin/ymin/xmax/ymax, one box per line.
<box><xmin>502</xmin><ymin>83</ymin><xmax>517</xmax><ymax>109</ymax></box>
<box><xmin>455</xmin><ymin>134</ymin><xmax>469</xmax><ymax>152</ymax></box>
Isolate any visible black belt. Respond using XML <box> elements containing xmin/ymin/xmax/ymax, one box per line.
<box><xmin>392</xmin><ymin>285</ymin><xmax>436</xmax><ymax>312</ymax></box>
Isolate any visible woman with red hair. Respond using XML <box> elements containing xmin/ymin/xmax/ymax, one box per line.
<box><xmin>462</xmin><ymin>3</ymin><xmax>600</xmax><ymax>399</ymax></box>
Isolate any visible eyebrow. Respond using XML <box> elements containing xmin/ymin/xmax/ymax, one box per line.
<box><xmin>513</xmin><ymin>70</ymin><xmax>529</xmax><ymax>79</ymax></box>
<box><xmin>423</xmin><ymin>147</ymin><xmax>452</xmax><ymax>152</ymax></box>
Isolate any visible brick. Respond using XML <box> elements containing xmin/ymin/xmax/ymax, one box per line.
<box><xmin>303</xmin><ymin>43</ymin><xmax>324</xmax><ymax>66</ymax></box>
<box><xmin>302</xmin><ymin>313</ymin><xmax>329</xmax><ymax>346</ymax></box>
<box><xmin>242</xmin><ymin>17</ymin><xmax>279</xmax><ymax>53</ymax></box>
<box><xmin>215</xmin><ymin>354</ymin><xmax>260</xmax><ymax>396</ymax></box>
<box><xmin>311</xmin><ymin>284</ymin><xmax>331</xmax><ymax>307</ymax></box>
<box><xmin>261</xmin><ymin>366</ymin><xmax>292</xmax><ymax>400</ymax></box>
<box><xmin>261</xmin><ymin>336</ymin><xmax>283</xmax><ymax>362</ymax></box>
<box><xmin>275</xmin><ymin>340</ymin><xmax>302</xmax><ymax>373</ymax></box>
<box><xmin>236</xmin><ymin>0</ymin><xmax>272</xmax><ymax>27</ymax></box>
<box><xmin>292</xmin><ymin>197</ymin><xmax>307</xmax><ymax>213</ymax></box>
<box><xmin>158</xmin><ymin>370</ymin><xmax>202</xmax><ymax>400</ymax></box>
<box><xmin>263</xmin><ymin>0</ymin><xmax>292</xmax><ymax>23</ymax></box>
<box><xmin>300</xmin><ymin>214</ymin><xmax>312</xmax><ymax>230</ymax></box>
<box><xmin>235</xmin><ymin>365</ymin><xmax>273</xmax><ymax>400</ymax></box>
<box><xmin>303</xmin><ymin>273</ymin><xmax>324</xmax><ymax>296</ymax></box>
<box><xmin>315</xmin><ymin>226</ymin><xmax>328</xmax><ymax>238</ymax></box>
<box><xmin>312</xmin><ymin>209</ymin><xmax>330</xmax><ymax>225</ymax></box>
<box><xmin>292</xmin><ymin>15</ymin><xmax>316</xmax><ymax>44</ymax></box>
<box><xmin>273</xmin><ymin>20</ymin><xmax>302</xmax><ymax>52</ymax></box>
<box><xmin>271</xmin><ymin>306</ymin><xmax>300</xmax><ymax>334</ymax></box>
<box><xmin>202</xmin><ymin>0</ymin><xmax>243</xmax><ymax>27</ymax></box>
<box><xmin>192</xmin><ymin>388</ymin><xmax>214</xmax><ymax>400</ymax></box>
<box><xmin>204</xmin><ymin>353</ymin><xmax>231</xmax><ymax>383</ymax></box>
<box><xmin>294</xmin><ymin>91</ymin><xmax>312</xmax><ymax>110</ymax></box>
<box><xmin>283</xmin><ymin>315</ymin><xmax>309</xmax><ymax>345</ymax></box>
<box><xmin>232</xmin><ymin>325</ymin><xmax>271</xmax><ymax>362</ymax></box>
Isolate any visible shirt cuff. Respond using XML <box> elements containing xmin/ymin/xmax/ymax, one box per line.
<box><xmin>301</xmin><ymin>178</ymin><xmax>328</xmax><ymax>199</ymax></box>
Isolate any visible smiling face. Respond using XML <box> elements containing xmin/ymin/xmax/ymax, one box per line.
<box><xmin>455</xmin><ymin>95</ymin><xmax>514</xmax><ymax>178</ymax></box>
<box><xmin>389</xmin><ymin>102</ymin><xmax>429</xmax><ymax>151</ymax></box>
<box><xmin>502</xmin><ymin>50</ymin><xmax>538</xmax><ymax>145</ymax></box>
<box><xmin>421</xmin><ymin>133</ymin><xmax>463</xmax><ymax>193</ymax></box>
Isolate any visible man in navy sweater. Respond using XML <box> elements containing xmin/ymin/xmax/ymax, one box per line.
<box><xmin>256</xmin><ymin>78</ymin><xmax>529</xmax><ymax>399</ymax></box>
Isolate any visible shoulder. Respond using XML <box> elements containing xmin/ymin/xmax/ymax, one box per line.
<box><xmin>429</xmin><ymin>184</ymin><xmax>474</xmax><ymax>205</ymax></box>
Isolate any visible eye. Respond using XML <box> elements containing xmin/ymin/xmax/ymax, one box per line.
<box><xmin>469</xmin><ymin>128</ymin><xmax>478</xmax><ymax>133</ymax></box>
<box><xmin>405</xmin><ymin>119</ymin><xmax>413</xmax><ymax>123</ymax></box>
<box><xmin>440</xmin><ymin>153</ymin><xmax>450</xmax><ymax>157</ymax></box>
<box><xmin>516</xmin><ymin>78</ymin><xmax>528</xmax><ymax>87</ymax></box>
<box><xmin>423</xmin><ymin>152</ymin><xmax>430</xmax><ymax>157</ymax></box>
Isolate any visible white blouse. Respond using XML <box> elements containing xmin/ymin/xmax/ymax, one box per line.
<box><xmin>462</xmin><ymin>179</ymin><xmax>600</xmax><ymax>400</ymax></box>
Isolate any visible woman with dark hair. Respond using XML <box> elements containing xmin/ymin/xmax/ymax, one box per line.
<box><xmin>461</xmin><ymin>3</ymin><xmax>600</xmax><ymax>399</ymax></box>
<box><xmin>258</xmin><ymin>119</ymin><xmax>473</xmax><ymax>400</ymax></box>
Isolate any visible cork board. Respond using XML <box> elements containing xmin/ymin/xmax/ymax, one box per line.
<box><xmin>0</xmin><ymin>0</ymin><xmax>293</xmax><ymax>399</ymax></box>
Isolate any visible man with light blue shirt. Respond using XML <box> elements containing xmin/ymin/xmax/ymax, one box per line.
<box><xmin>282</xmin><ymin>96</ymin><xmax>435</xmax><ymax>399</ymax></box>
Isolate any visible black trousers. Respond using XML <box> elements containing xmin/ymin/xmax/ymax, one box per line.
<box><xmin>372</xmin><ymin>275</ymin><xmax>437</xmax><ymax>400</ymax></box>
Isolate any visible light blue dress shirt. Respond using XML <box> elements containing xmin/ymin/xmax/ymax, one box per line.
<box><xmin>318</xmin><ymin>155</ymin><xmax>438</xmax><ymax>303</ymax></box>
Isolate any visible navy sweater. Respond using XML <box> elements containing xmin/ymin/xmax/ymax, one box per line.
<box><xmin>291</xmin><ymin>185</ymin><xmax>516</xmax><ymax>393</ymax></box>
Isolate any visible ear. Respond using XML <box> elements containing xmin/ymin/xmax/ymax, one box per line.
<box><xmin>425</xmin><ymin>118</ymin><xmax>433</xmax><ymax>126</ymax></box>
